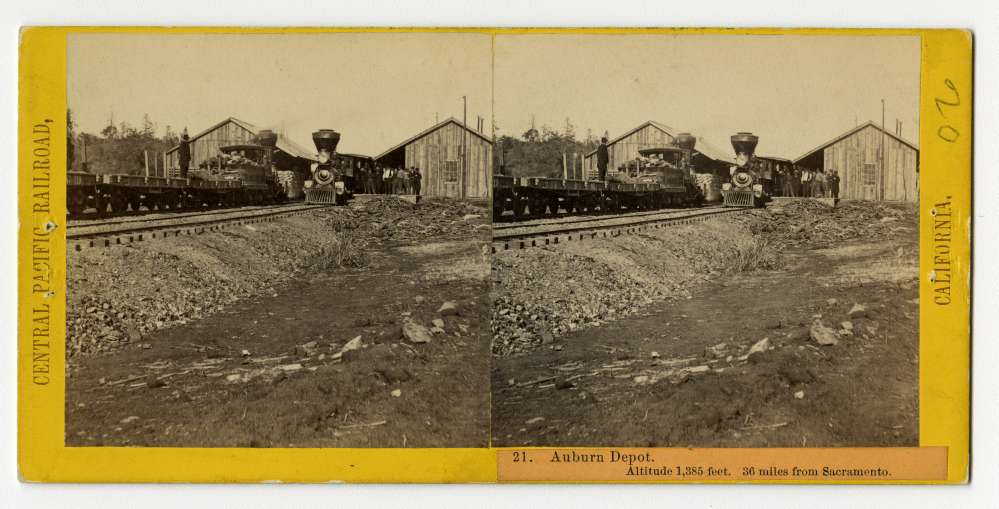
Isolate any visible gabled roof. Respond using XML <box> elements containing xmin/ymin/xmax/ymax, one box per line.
<box><xmin>274</xmin><ymin>133</ymin><xmax>317</xmax><ymax>161</ymax></box>
<box><xmin>165</xmin><ymin>117</ymin><xmax>258</xmax><ymax>155</ymax></box>
<box><xmin>584</xmin><ymin>120</ymin><xmax>675</xmax><ymax>157</ymax></box>
<box><xmin>584</xmin><ymin>120</ymin><xmax>732</xmax><ymax>163</ymax></box>
<box><xmin>165</xmin><ymin>117</ymin><xmax>317</xmax><ymax>161</ymax></box>
<box><xmin>793</xmin><ymin>121</ymin><xmax>919</xmax><ymax>164</ymax></box>
<box><xmin>375</xmin><ymin>117</ymin><xmax>493</xmax><ymax>160</ymax></box>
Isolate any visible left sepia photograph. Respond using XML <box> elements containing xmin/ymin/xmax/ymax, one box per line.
<box><xmin>64</xmin><ymin>32</ymin><xmax>493</xmax><ymax>448</ymax></box>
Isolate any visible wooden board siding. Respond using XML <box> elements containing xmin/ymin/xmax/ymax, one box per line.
<box><xmin>583</xmin><ymin>123</ymin><xmax>675</xmax><ymax>177</ymax></box>
<box><xmin>403</xmin><ymin>121</ymin><xmax>492</xmax><ymax>199</ymax></box>
<box><xmin>822</xmin><ymin>124</ymin><xmax>918</xmax><ymax>202</ymax></box>
<box><xmin>165</xmin><ymin>120</ymin><xmax>257</xmax><ymax>170</ymax></box>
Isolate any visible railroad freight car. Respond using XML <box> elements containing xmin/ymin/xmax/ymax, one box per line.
<box><xmin>66</xmin><ymin>131</ymin><xmax>288</xmax><ymax>218</ymax></box>
<box><xmin>493</xmin><ymin>133</ymin><xmax>703</xmax><ymax>221</ymax></box>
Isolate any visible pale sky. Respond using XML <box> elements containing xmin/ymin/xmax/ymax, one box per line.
<box><xmin>68</xmin><ymin>32</ymin><xmax>493</xmax><ymax>156</ymax></box>
<box><xmin>494</xmin><ymin>34</ymin><xmax>920</xmax><ymax>159</ymax></box>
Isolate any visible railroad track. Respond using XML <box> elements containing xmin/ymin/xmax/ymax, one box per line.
<box><xmin>492</xmin><ymin>205</ymin><xmax>729</xmax><ymax>231</ymax></box>
<box><xmin>491</xmin><ymin>206</ymin><xmax>746</xmax><ymax>253</ymax></box>
<box><xmin>67</xmin><ymin>203</ymin><xmax>331</xmax><ymax>251</ymax></box>
<box><xmin>67</xmin><ymin>202</ymin><xmax>306</xmax><ymax>228</ymax></box>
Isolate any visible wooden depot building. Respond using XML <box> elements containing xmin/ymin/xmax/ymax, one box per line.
<box><xmin>164</xmin><ymin>117</ymin><xmax>317</xmax><ymax>176</ymax></box>
<box><xmin>582</xmin><ymin>120</ymin><xmax>732</xmax><ymax>177</ymax></box>
<box><xmin>375</xmin><ymin>117</ymin><xmax>493</xmax><ymax>200</ymax></box>
<box><xmin>794</xmin><ymin>121</ymin><xmax>919</xmax><ymax>202</ymax></box>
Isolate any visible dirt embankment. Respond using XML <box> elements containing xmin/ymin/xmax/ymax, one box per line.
<box><xmin>491</xmin><ymin>220</ymin><xmax>782</xmax><ymax>356</ymax></box>
<box><xmin>66</xmin><ymin>196</ymin><xmax>493</xmax><ymax>448</ymax></box>
<box><xmin>67</xmin><ymin>197</ymin><xmax>488</xmax><ymax>357</ymax></box>
<box><xmin>491</xmin><ymin>199</ymin><xmax>919</xmax><ymax>447</ymax></box>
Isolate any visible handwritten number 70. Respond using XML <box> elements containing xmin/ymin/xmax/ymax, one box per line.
<box><xmin>935</xmin><ymin>79</ymin><xmax>960</xmax><ymax>143</ymax></box>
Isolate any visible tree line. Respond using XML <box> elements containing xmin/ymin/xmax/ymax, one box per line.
<box><xmin>493</xmin><ymin>118</ymin><xmax>603</xmax><ymax>179</ymax></box>
<box><xmin>67</xmin><ymin>109</ymin><xmax>183</xmax><ymax>175</ymax></box>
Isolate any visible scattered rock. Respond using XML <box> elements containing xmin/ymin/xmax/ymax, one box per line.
<box><xmin>278</xmin><ymin>363</ymin><xmax>303</xmax><ymax>372</ymax></box>
<box><xmin>431</xmin><ymin>318</ymin><xmax>445</xmax><ymax>329</ymax></box>
<box><xmin>413</xmin><ymin>296</ymin><xmax>425</xmax><ymax>304</ymax></box>
<box><xmin>633</xmin><ymin>375</ymin><xmax>651</xmax><ymax>384</ymax></box>
<box><xmin>810</xmin><ymin>324</ymin><xmax>839</xmax><ymax>346</ymax></box>
<box><xmin>704</xmin><ymin>343</ymin><xmax>728</xmax><ymax>359</ymax></box>
<box><xmin>794</xmin><ymin>390</ymin><xmax>805</xmax><ymax>399</ymax></box>
<box><xmin>650</xmin><ymin>351</ymin><xmax>660</xmax><ymax>359</ymax></box>
<box><xmin>390</xmin><ymin>389</ymin><xmax>402</xmax><ymax>398</ymax></box>
<box><xmin>787</xmin><ymin>327</ymin><xmax>811</xmax><ymax>342</ymax></box>
<box><xmin>525</xmin><ymin>417</ymin><xmax>545</xmax><ymax>425</ymax></box>
<box><xmin>840</xmin><ymin>321</ymin><xmax>854</xmax><ymax>331</ymax></box>
<box><xmin>120</xmin><ymin>416</ymin><xmax>139</xmax><ymax>424</ymax></box>
<box><xmin>462</xmin><ymin>214</ymin><xmax>482</xmax><ymax>221</ymax></box>
<box><xmin>226</xmin><ymin>373</ymin><xmax>244</xmax><ymax>382</ymax></box>
<box><xmin>826</xmin><ymin>298</ymin><xmax>838</xmax><ymax>306</ymax></box>
<box><xmin>437</xmin><ymin>301</ymin><xmax>459</xmax><ymax>316</ymax></box>
<box><xmin>402</xmin><ymin>321</ymin><xmax>433</xmax><ymax>344</ymax></box>
<box><xmin>848</xmin><ymin>303</ymin><xmax>868</xmax><ymax>319</ymax></box>
<box><xmin>339</xmin><ymin>336</ymin><xmax>363</xmax><ymax>354</ymax></box>
<box><xmin>241</xmin><ymin>349</ymin><xmax>251</xmax><ymax>357</ymax></box>
<box><xmin>748</xmin><ymin>337</ymin><xmax>770</xmax><ymax>355</ymax></box>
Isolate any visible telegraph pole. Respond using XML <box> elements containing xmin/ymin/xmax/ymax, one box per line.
<box><xmin>881</xmin><ymin>99</ymin><xmax>886</xmax><ymax>201</ymax></box>
<box><xmin>462</xmin><ymin>95</ymin><xmax>467</xmax><ymax>199</ymax></box>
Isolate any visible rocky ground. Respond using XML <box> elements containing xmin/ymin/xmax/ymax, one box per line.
<box><xmin>66</xmin><ymin>196</ymin><xmax>492</xmax><ymax>447</ymax></box>
<box><xmin>492</xmin><ymin>198</ymin><xmax>919</xmax><ymax>447</ymax></box>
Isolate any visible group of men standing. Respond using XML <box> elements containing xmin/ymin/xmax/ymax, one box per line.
<box><xmin>778</xmin><ymin>166</ymin><xmax>840</xmax><ymax>199</ymax></box>
<box><xmin>357</xmin><ymin>165</ymin><xmax>422</xmax><ymax>196</ymax></box>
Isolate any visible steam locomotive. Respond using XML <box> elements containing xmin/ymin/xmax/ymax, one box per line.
<box><xmin>721</xmin><ymin>132</ymin><xmax>769</xmax><ymax>207</ymax></box>
<box><xmin>66</xmin><ymin>130</ymin><xmax>286</xmax><ymax>217</ymax></box>
<box><xmin>304</xmin><ymin>129</ymin><xmax>354</xmax><ymax>205</ymax></box>
<box><xmin>492</xmin><ymin>132</ymin><xmax>703</xmax><ymax>221</ymax></box>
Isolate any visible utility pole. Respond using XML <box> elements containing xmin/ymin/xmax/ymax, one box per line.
<box><xmin>881</xmin><ymin>99</ymin><xmax>886</xmax><ymax>201</ymax></box>
<box><xmin>462</xmin><ymin>95</ymin><xmax>467</xmax><ymax>199</ymax></box>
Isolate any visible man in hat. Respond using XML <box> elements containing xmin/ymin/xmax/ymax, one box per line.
<box><xmin>596</xmin><ymin>136</ymin><xmax>610</xmax><ymax>181</ymax></box>
<box><xmin>827</xmin><ymin>168</ymin><xmax>841</xmax><ymax>199</ymax></box>
<box><xmin>413</xmin><ymin>167</ymin><xmax>422</xmax><ymax>197</ymax></box>
<box><xmin>178</xmin><ymin>128</ymin><xmax>191</xmax><ymax>179</ymax></box>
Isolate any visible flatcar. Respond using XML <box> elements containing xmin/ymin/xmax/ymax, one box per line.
<box><xmin>67</xmin><ymin>130</ymin><xmax>287</xmax><ymax>217</ymax></box>
<box><xmin>492</xmin><ymin>133</ymin><xmax>703</xmax><ymax>221</ymax></box>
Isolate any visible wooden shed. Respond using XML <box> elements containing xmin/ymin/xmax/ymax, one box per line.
<box><xmin>794</xmin><ymin>121</ymin><xmax>918</xmax><ymax>202</ymax></box>
<box><xmin>583</xmin><ymin>120</ymin><xmax>731</xmax><ymax>178</ymax></box>
<box><xmin>375</xmin><ymin>118</ymin><xmax>492</xmax><ymax>200</ymax></box>
<box><xmin>164</xmin><ymin>117</ymin><xmax>317</xmax><ymax>177</ymax></box>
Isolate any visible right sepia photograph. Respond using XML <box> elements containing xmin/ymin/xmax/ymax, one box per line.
<box><xmin>490</xmin><ymin>34</ymin><xmax>921</xmax><ymax>448</ymax></box>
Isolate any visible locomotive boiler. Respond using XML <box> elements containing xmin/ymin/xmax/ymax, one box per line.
<box><xmin>721</xmin><ymin>132</ymin><xmax>768</xmax><ymax>207</ymax></box>
<box><xmin>305</xmin><ymin>129</ymin><xmax>354</xmax><ymax>205</ymax></box>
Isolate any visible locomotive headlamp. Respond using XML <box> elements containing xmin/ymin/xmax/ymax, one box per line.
<box><xmin>722</xmin><ymin>183</ymin><xmax>732</xmax><ymax>191</ymax></box>
<box><xmin>732</xmin><ymin>171</ymin><xmax>753</xmax><ymax>188</ymax></box>
<box><xmin>317</xmin><ymin>152</ymin><xmax>330</xmax><ymax>164</ymax></box>
<box><xmin>304</xmin><ymin>180</ymin><xmax>314</xmax><ymax>189</ymax></box>
<box><xmin>315</xmin><ymin>168</ymin><xmax>334</xmax><ymax>185</ymax></box>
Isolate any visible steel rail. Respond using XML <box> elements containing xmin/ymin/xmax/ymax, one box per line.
<box><xmin>491</xmin><ymin>207</ymin><xmax>746</xmax><ymax>253</ymax></box>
